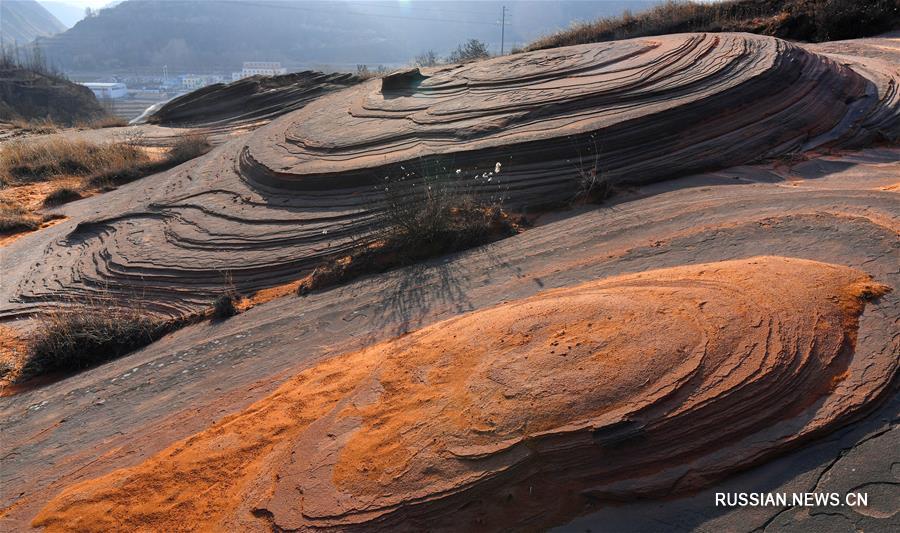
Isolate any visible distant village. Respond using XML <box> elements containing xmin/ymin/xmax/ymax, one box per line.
<box><xmin>79</xmin><ymin>61</ymin><xmax>289</xmax><ymax>120</ymax></box>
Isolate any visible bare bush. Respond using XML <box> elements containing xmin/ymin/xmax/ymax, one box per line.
<box><xmin>22</xmin><ymin>300</ymin><xmax>169</xmax><ymax>379</ymax></box>
<box><xmin>379</xmin><ymin>168</ymin><xmax>498</xmax><ymax>254</ymax></box>
<box><xmin>168</xmin><ymin>133</ymin><xmax>211</xmax><ymax>164</ymax></box>
<box><xmin>573</xmin><ymin>134</ymin><xmax>612</xmax><ymax>204</ymax></box>
<box><xmin>298</xmin><ymin>161</ymin><xmax>518</xmax><ymax>295</ymax></box>
<box><xmin>356</xmin><ymin>64</ymin><xmax>389</xmax><ymax>80</ymax></box>
<box><xmin>415</xmin><ymin>50</ymin><xmax>439</xmax><ymax>67</ymax></box>
<box><xmin>449</xmin><ymin>39</ymin><xmax>490</xmax><ymax>63</ymax></box>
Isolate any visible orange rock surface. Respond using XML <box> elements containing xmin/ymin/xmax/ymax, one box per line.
<box><xmin>32</xmin><ymin>256</ymin><xmax>893</xmax><ymax>531</ymax></box>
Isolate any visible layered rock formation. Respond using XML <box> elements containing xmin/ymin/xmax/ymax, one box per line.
<box><xmin>1</xmin><ymin>33</ymin><xmax>898</xmax><ymax>319</ymax></box>
<box><xmin>241</xmin><ymin>33</ymin><xmax>897</xmax><ymax>197</ymax></box>
<box><xmin>3</xmin><ymin>145</ymin><xmax>897</xmax><ymax>530</ymax></box>
<box><xmin>31</xmin><ymin>257</ymin><xmax>895</xmax><ymax>531</ymax></box>
<box><xmin>146</xmin><ymin>71</ymin><xmax>359</xmax><ymax>128</ymax></box>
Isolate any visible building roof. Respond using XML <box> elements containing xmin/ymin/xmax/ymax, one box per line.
<box><xmin>82</xmin><ymin>82</ymin><xmax>127</xmax><ymax>89</ymax></box>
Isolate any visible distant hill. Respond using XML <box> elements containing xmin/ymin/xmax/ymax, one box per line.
<box><xmin>0</xmin><ymin>66</ymin><xmax>105</xmax><ymax>125</ymax></box>
<box><xmin>33</xmin><ymin>0</ymin><xmax>658</xmax><ymax>73</ymax></box>
<box><xmin>39</xmin><ymin>1</ymin><xmax>87</xmax><ymax>28</ymax></box>
<box><xmin>1</xmin><ymin>0</ymin><xmax>66</xmax><ymax>46</ymax></box>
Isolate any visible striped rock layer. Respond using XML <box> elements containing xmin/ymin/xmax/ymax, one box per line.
<box><xmin>2</xmin><ymin>33</ymin><xmax>898</xmax><ymax>318</ymax></box>
<box><xmin>31</xmin><ymin>257</ymin><xmax>896</xmax><ymax>531</ymax></box>
<box><xmin>146</xmin><ymin>71</ymin><xmax>359</xmax><ymax>129</ymax></box>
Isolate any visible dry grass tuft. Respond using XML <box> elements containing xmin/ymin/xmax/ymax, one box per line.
<box><xmin>76</xmin><ymin>115</ymin><xmax>129</xmax><ymax>129</ymax></box>
<box><xmin>379</xmin><ymin>175</ymin><xmax>505</xmax><ymax>255</ymax></box>
<box><xmin>0</xmin><ymin>138</ymin><xmax>148</xmax><ymax>186</ymax></box>
<box><xmin>11</xmin><ymin>277</ymin><xmax>256</xmax><ymax>382</ymax></box>
<box><xmin>168</xmin><ymin>133</ymin><xmax>211</xmax><ymax>165</ymax></box>
<box><xmin>212</xmin><ymin>293</ymin><xmax>238</xmax><ymax>320</ymax></box>
<box><xmin>42</xmin><ymin>186</ymin><xmax>84</xmax><ymax>207</ymax></box>
<box><xmin>9</xmin><ymin>117</ymin><xmax>59</xmax><ymax>134</ymax></box>
<box><xmin>572</xmin><ymin>134</ymin><xmax>614</xmax><ymax>204</ymax></box>
<box><xmin>22</xmin><ymin>302</ymin><xmax>170</xmax><ymax>379</ymax></box>
<box><xmin>0</xmin><ymin>198</ymin><xmax>42</xmax><ymax>233</ymax></box>
<box><xmin>0</xmin><ymin>132</ymin><xmax>214</xmax><ymax>238</ymax></box>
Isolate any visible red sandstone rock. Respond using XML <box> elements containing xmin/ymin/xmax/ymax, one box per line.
<box><xmin>31</xmin><ymin>257</ymin><xmax>895</xmax><ymax>531</ymax></box>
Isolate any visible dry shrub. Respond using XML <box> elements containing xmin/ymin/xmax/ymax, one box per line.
<box><xmin>77</xmin><ymin>115</ymin><xmax>129</xmax><ymax>129</ymax></box>
<box><xmin>22</xmin><ymin>302</ymin><xmax>169</xmax><ymax>378</ymax></box>
<box><xmin>9</xmin><ymin>117</ymin><xmax>58</xmax><ymax>134</ymax></box>
<box><xmin>0</xmin><ymin>138</ymin><xmax>148</xmax><ymax>185</ymax></box>
<box><xmin>379</xmin><ymin>173</ymin><xmax>504</xmax><ymax>256</ymax></box>
<box><xmin>299</xmin><ymin>163</ymin><xmax>520</xmax><ymax>295</ymax></box>
<box><xmin>42</xmin><ymin>186</ymin><xmax>83</xmax><ymax>206</ymax></box>
<box><xmin>168</xmin><ymin>133</ymin><xmax>211</xmax><ymax>164</ymax></box>
<box><xmin>573</xmin><ymin>134</ymin><xmax>613</xmax><ymax>204</ymax></box>
<box><xmin>448</xmin><ymin>39</ymin><xmax>490</xmax><ymax>63</ymax></box>
<box><xmin>0</xmin><ymin>198</ymin><xmax>41</xmax><ymax>233</ymax></box>
<box><xmin>212</xmin><ymin>292</ymin><xmax>238</xmax><ymax>319</ymax></box>
<box><xmin>356</xmin><ymin>64</ymin><xmax>389</xmax><ymax>80</ymax></box>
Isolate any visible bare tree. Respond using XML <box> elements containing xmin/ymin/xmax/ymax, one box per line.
<box><xmin>449</xmin><ymin>39</ymin><xmax>490</xmax><ymax>63</ymax></box>
<box><xmin>415</xmin><ymin>50</ymin><xmax>438</xmax><ymax>67</ymax></box>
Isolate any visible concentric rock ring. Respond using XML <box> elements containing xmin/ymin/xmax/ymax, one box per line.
<box><xmin>31</xmin><ymin>257</ymin><xmax>895</xmax><ymax>531</ymax></box>
<box><xmin>241</xmin><ymin>32</ymin><xmax>891</xmax><ymax>197</ymax></box>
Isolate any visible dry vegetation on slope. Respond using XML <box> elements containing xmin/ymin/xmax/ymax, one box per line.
<box><xmin>0</xmin><ymin>133</ymin><xmax>210</xmax><ymax>239</ymax></box>
<box><xmin>525</xmin><ymin>0</ymin><xmax>900</xmax><ymax>51</ymax></box>
<box><xmin>0</xmin><ymin>45</ymin><xmax>118</xmax><ymax>127</ymax></box>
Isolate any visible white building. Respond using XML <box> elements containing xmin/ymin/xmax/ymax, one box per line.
<box><xmin>180</xmin><ymin>74</ymin><xmax>205</xmax><ymax>90</ymax></box>
<box><xmin>83</xmin><ymin>82</ymin><xmax>128</xmax><ymax>99</ymax></box>
<box><xmin>178</xmin><ymin>74</ymin><xmax>225</xmax><ymax>90</ymax></box>
<box><xmin>231</xmin><ymin>61</ymin><xmax>288</xmax><ymax>81</ymax></box>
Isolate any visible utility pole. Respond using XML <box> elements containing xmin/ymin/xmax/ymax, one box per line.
<box><xmin>500</xmin><ymin>5</ymin><xmax>506</xmax><ymax>55</ymax></box>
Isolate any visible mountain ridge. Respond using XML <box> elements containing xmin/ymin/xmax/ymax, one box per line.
<box><xmin>31</xmin><ymin>0</ymin><xmax>658</xmax><ymax>72</ymax></box>
<box><xmin>1</xmin><ymin>0</ymin><xmax>66</xmax><ymax>46</ymax></box>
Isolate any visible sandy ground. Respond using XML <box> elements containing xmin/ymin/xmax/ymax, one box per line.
<box><xmin>30</xmin><ymin>257</ymin><xmax>893</xmax><ymax>531</ymax></box>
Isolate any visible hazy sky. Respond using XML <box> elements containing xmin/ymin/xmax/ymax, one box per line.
<box><xmin>53</xmin><ymin>0</ymin><xmax>109</xmax><ymax>6</ymax></box>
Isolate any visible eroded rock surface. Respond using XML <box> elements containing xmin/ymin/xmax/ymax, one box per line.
<box><xmin>2</xmin><ymin>146</ymin><xmax>897</xmax><ymax>531</ymax></box>
<box><xmin>242</xmin><ymin>33</ymin><xmax>897</xmax><ymax>194</ymax></box>
<box><xmin>1</xmin><ymin>33</ymin><xmax>897</xmax><ymax>320</ymax></box>
<box><xmin>31</xmin><ymin>257</ymin><xmax>895</xmax><ymax>531</ymax></box>
<box><xmin>146</xmin><ymin>71</ymin><xmax>359</xmax><ymax>128</ymax></box>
